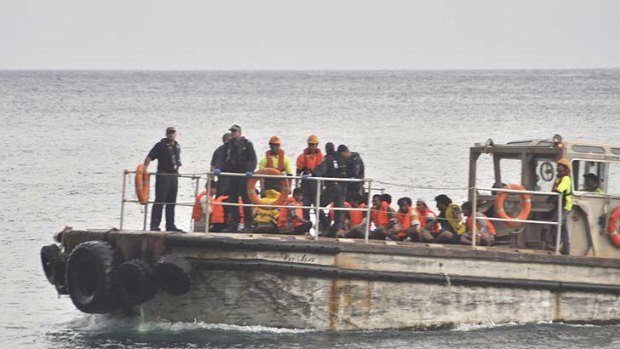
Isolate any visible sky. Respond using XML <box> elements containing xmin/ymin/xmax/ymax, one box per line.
<box><xmin>1</xmin><ymin>0</ymin><xmax>619</xmax><ymax>70</ymax></box>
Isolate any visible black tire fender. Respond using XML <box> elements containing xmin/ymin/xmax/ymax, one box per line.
<box><xmin>117</xmin><ymin>259</ymin><xmax>158</xmax><ymax>306</ymax></box>
<box><xmin>41</xmin><ymin>244</ymin><xmax>60</xmax><ymax>284</ymax></box>
<box><xmin>154</xmin><ymin>255</ymin><xmax>192</xmax><ymax>295</ymax></box>
<box><xmin>66</xmin><ymin>241</ymin><xmax>121</xmax><ymax>314</ymax></box>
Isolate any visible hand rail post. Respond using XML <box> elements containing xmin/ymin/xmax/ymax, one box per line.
<box><xmin>120</xmin><ymin>170</ymin><xmax>128</xmax><ymax>230</ymax></box>
<box><xmin>364</xmin><ymin>179</ymin><xmax>373</xmax><ymax>244</ymax></box>
<box><xmin>315</xmin><ymin>178</ymin><xmax>321</xmax><ymax>240</ymax></box>
<box><xmin>191</xmin><ymin>176</ymin><xmax>200</xmax><ymax>232</ymax></box>
<box><xmin>555</xmin><ymin>194</ymin><xmax>562</xmax><ymax>255</ymax></box>
<box><xmin>205</xmin><ymin>174</ymin><xmax>212</xmax><ymax>234</ymax></box>
<box><xmin>471</xmin><ymin>188</ymin><xmax>477</xmax><ymax>248</ymax></box>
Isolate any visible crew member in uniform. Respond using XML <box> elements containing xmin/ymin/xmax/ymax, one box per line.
<box><xmin>312</xmin><ymin>142</ymin><xmax>347</xmax><ymax>236</ymax></box>
<box><xmin>214</xmin><ymin>124</ymin><xmax>257</xmax><ymax>232</ymax></box>
<box><xmin>144</xmin><ymin>127</ymin><xmax>182</xmax><ymax>231</ymax></box>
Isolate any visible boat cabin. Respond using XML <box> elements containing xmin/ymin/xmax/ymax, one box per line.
<box><xmin>468</xmin><ymin>135</ymin><xmax>620</xmax><ymax>258</ymax></box>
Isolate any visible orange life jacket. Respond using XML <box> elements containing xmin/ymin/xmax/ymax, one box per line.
<box><xmin>466</xmin><ymin>213</ymin><xmax>497</xmax><ymax>236</ymax></box>
<box><xmin>211</xmin><ymin>195</ymin><xmax>229</xmax><ymax>224</ymax></box>
<box><xmin>266</xmin><ymin>149</ymin><xmax>285</xmax><ymax>172</ymax></box>
<box><xmin>349</xmin><ymin>203</ymin><xmax>367</xmax><ymax>227</ymax></box>
<box><xmin>192</xmin><ymin>191</ymin><xmax>207</xmax><ymax>221</ymax></box>
<box><xmin>396</xmin><ymin>207</ymin><xmax>414</xmax><ymax>229</ymax></box>
<box><xmin>329</xmin><ymin>201</ymin><xmax>352</xmax><ymax>221</ymax></box>
<box><xmin>417</xmin><ymin>207</ymin><xmax>441</xmax><ymax>233</ymax></box>
<box><xmin>296</xmin><ymin>149</ymin><xmax>323</xmax><ymax>174</ymax></box>
<box><xmin>372</xmin><ymin>201</ymin><xmax>391</xmax><ymax>228</ymax></box>
<box><xmin>278</xmin><ymin>197</ymin><xmax>304</xmax><ymax>228</ymax></box>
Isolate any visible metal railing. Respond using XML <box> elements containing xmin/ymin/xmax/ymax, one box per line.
<box><xmin>471</xmin><ymin>187</ymin><xmax>562</xmax><ymax>254</ymax></box>
<box><xmin>120</xmin><ymin>170</ymin><xmax>565</xmax><ymax>254</ymax></box>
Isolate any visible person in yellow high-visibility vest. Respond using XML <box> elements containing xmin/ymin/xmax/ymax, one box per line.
<box><xmin>553</xmin><ymin>158</ymin><xmax>573</xmax><ymax>255</ymax></box>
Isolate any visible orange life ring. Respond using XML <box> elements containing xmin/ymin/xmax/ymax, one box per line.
<box><xmin>607</xmin><ymin>207</ymin><xmax>620</xmax><ymax>248</ymax></box>
<box><xmin>247</xmin><ymin>168</ymin><xmax>290</xmax><ymax>206</ymax></box>
<box><xmin>135</xmin><ymin>164</ymin><xmax>149</xmax><ymax>205</ymax></box>
<box><xmin>494</xmin><ymin>183</ymin><xmax>532</xmax><ymax>227</ymax></box>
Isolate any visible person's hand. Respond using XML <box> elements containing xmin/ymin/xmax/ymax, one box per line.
<box><xmin>246</xmin><ymin>171</ymin><xmax>253</xmax><ymax>177</ymax></box>
<box><xmin>302</xmin><ymin>174</ymin><xmax>310</xmax><ymax>181</ymax></box>
<box><xmin>213</xmin><ymin>168</ymin><xmax>221</xmax><ymax>176</ymax></box>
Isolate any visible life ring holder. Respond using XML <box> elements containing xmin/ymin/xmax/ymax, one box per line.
<box><xmin>247</xmin><ymin>168</ymin><xmax>290</xmax><ymax>206</ymax></box>
<box><xmin>607</xmin><ymin>207</ymin><xmax>620</xmax><ymax>248</ymax></box>
<box><xmin>135</xmin><ymin>164</ymin><xmax>149</xmax><ymax>205</ymax></box>
<box><xmin>494</xmin><ymin>183</ymin><xmax>532</xmax><ymax>227</ymax></box>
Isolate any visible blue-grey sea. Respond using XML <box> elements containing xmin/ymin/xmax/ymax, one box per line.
<box><xmin>1</xmin><ymin>70</ymin><xmax>620</xmax><ymax>348</ymax></box>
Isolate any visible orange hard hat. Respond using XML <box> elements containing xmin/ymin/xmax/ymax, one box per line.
<box><xmin>307</xmin><ymin>135</ymin><xmax>319</xmax><ymax>144</ymax></box>
<box><xmin>269</xmin><ymin>136</ymin><xmax>281</xmax><ymax>145</ymax></box>
<box><xmin>557</xmin><ymin>158</ymin><xmax>571</xmax><ymax>169</ymax></box>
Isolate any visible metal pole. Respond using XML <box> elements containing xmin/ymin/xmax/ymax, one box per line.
<box><xmin>205</xmin><ymin>174</ymin><xmax>212</xmax><ymax>234</ymax></box>
<box><xmin>143</xmin><ymin>173</ymin><xmax>151</xmax><ymax>231</ymax></box>
<box><xmin>471</xmin><ymin>188</ymin><xmax>477</xmax><ymax>248</ymax></box>
<box><xmin>191</xmin><ymin>176</ymin><xmax>200</xmax><ymax>232</ymax></box>
<box><xmin>315</xmin><ymin>178</ymin><xmax>321</xmax><ymax>240</ymax></box>
<box><xmin>364</xmin><ymin>180</ymin><xmax>373</xmax><ymax>244</ymax></box>
<box><xmin>120</xmin><ymin>170</ymin><xmax>128</xmax><ymax>230</ymax></box>
<box><xmin>555</xmin><ymin>194</ymin><xmax>562</xmax><ymax>255</ymax></box>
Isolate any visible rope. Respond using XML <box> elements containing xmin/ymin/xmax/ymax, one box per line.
<box><xmin>373</xmin><ymin>180</ymin><xmax>468</xmax><ymax>191</ymax></box>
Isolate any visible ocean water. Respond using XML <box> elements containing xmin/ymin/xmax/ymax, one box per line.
<box><xmin>1</xmin><ymin>69</ymin><xmax>620</xmax><ymax>348</ymax></box>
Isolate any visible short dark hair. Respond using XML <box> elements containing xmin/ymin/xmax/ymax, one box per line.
<box><xmin>337</xmin><ymin>144</ymin><xmax>349</xmax><ymax>152</ymax></box>
<box><xmin>397</xmin><ymin>197</ymin><xmax>412</xmax><ymax>206</ymax></box>
<box><xmin>381</xmin><ymin>194</ymin><xmax>392</xmax><ymax>204</ymax></box>
<box><xmin>461</xmin><ymin>201</ymin><xmax>472</xmax><ymax>212</ymax></box>
<box><xmin>293</xmin><ymin>187</ymin><xmax>304</xmax><ymax>196</ymax></box>
<box><xmin>435</xmin><ymin>194</ymin><xmax>452</xmax><ymax>206</ymax></box>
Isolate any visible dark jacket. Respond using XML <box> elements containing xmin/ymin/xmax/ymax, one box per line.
<box><xmin>215</xmin><ymin>137</ymin><xmax>257</xmax><ymax>173</ymax></box>
<box><xmin>148</xmin><ymin>138</ymin><xmax>181</xmax><ymax>173</ymax></box>
<box><xmin>313</xmin><ymin>152</ymin><xmax>347</xmax><ymax>186</ymax></box>
<box><xmin>347</xmin><ymin>152</ymin><xmax>365</xmax><ymax>179</ymax></box>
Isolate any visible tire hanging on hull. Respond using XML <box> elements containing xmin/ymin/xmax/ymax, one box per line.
<box><xmin>41</xmin><ymin>244</ymin><xmax>60</xmax><ymax>284</ymax></box>
<box><xmin>154</xmin><ymin>255</ymin><xmax>192</xmax><ymax>295</ymax></box>
<box><xmin>117</xmin><ymin>259</ymin><xmax>158</xmax><ymax>306</ymax></box>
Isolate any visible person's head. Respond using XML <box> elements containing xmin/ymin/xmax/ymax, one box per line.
<box><xmin>461</xmin><ymin>201</ymin><xmax>472</xmax><ymax>216</ymax></box>
<box><xmin>557</xmin><ymin>158</ymin><xmax>571</xmax><ymax>176</ymax></box>
<box><xmin>416</xmin><ymin>198</ymin><xmax>429</xmax><ymax>211</ymax></box>
<box><xmin>381</xmin><ymin>193</ymin><xmax>392</xmax><ymax>205</ymax></box>
<box><xmin>325</xmin><ymin>142</ymin><xmax>335</xmax><ymax>155</ymax></box>
<box><xmin>397</xmin><ymin>197</ymin><xmax>412</xmax><ymax>212</ymax></box>
<box><xmin>307</xmin><ymin>135</ymin><xmax>319</xmax><ymax>153</ymax></box>
<box><xmin>268</xmin><ymin>136</ymin><xmax>281</xmax><ymax>153</ymax></box>
<box><xmin>222</xmin><ymin>132</ymin><xmax>231</xmax><ymax>143</ymax></box>
<box><xmin>372</xmin><ymin>194</ymin><xmax>382</xmax><ymax>207</ymax></box>
<box><xmin>348</xmin><ymin>192</ymin><xmax>362</xmax><ymax>207</ymax></box>
<box><xmin>293</xmin><ymin>187</ymin><xmax>304</xmax><ymax>201</ymax></box>
<box><xmin>229</xmin><ymin>124</ymin><xmax>242</xmax><ymax>140</ymax></box>
<box><xmin>434</xmin><ymin>194</ymin><xmax>452</xmax><ymax>211</ymax></box>
<box><xmin>166</xmin><ymin>127</ymin><xmax>176</xmax><ymax>141</ymax></box>
<box><xmin>584</xmin><ymin>173</ymin><xmax>600</xmax><ymax>190</ymax></box>
<box><xmin>337</xmin><ymin>144</ymin><xmax>351</xmax><ymax>158</ymax></box>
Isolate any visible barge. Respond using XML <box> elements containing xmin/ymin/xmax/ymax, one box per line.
<box><xmin>40</xmin><ymin>135</ymin><xmax>620</xmax><ymax>330</ymax></box>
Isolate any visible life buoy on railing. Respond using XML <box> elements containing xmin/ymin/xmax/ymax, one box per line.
<box><xmin>607</xmin><ymin>207</ymin><xmax>620</xmax><ymax>248</ymax></box>
<box><xmin>246</xmin><ymin>168</ymin><xmax>290</xmax><ymax>206</ymax></box>
<box><xmin>494</xmin><ymin>183</ymin><xmax>532</xmax><ymax>228</ymax></box>
<box><xmin>135</xmin><ymin>164</ymin><xmax>149</xmax><ymax>205</ymax></box>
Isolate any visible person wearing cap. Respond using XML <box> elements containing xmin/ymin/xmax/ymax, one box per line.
<box><xmin>258</xmin><ymin>136</ymin><xmax>293</xmax><ymax>191</ymax></box>
<box><xmin>144</xmin><ymin>127</ymin><xmax>182</xmax><ymax>232</ymax></box>
<box><xmin>582</xmin><ymin>173</ymin><xmax>604</xmax><ymax>193</ymax></box>
<box><xmin>214</xmin><ymin>124</ymin><xmax>257</xmax><ymax>232</ymax></box>
<box><xmin>337</xmin><ymin>144</ymin><xmax>365</xmax><ymax>200</ymax></box>
<box><xmin>295</xmin><ymin>135</ymin><xmax>324</xmax><ymax>220</ymax></box>
<box><xmin>313</xmin><ymin>142</ymin><xmax>348</xmax><ymax>236</ymax></box>
<box><xmin>552</xmin><ymin>158</ymin><xmax>573</xmax><ymax>254</ymax></box>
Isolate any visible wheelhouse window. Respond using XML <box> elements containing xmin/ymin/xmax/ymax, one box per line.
<box><xmin>571</xmin><ymin>160</ymin><xmax>606</xmax><ymax>194</ymax></box>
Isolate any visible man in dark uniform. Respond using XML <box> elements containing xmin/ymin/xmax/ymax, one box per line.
<box><xmin>214</xmin><ymin>124</ymin><xmax>257</xmax><ymax>232</ymax></box>
<box><xmin>337</xmin><ymin>144</ymin><xmax>365</xmax><ymax>200</ymax></box>
<box><xmin>144</xmin><ymin>127</ymin><xmax>182</xmax><ymax>231</ymax></box>
<box><xmin>312</xmin><ymin>142</ymin><xmax>348</xmax><ymax>236</ymax></box>
<box><xmin>210</xmin><ymin>132</ymin><xmax>232</xmax><ymax>196</ymax></box>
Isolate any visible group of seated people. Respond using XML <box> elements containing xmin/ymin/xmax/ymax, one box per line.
<box><xmin>192</xmin><ymin>184</ymin><xmax>497</xmax><ymax>246</ymax></box>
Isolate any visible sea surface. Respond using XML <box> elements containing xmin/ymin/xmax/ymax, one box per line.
<box><xmin>1</xmin><ymin>69</ymin><xmax>619</xmax><ymax>348</ymax></box>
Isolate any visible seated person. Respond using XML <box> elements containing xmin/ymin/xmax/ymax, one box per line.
<box><xmin>461</xmin><ymin>201</ymin><xmax>496</xmax><ymax>246</ymax></box>
<box><xmin>388</xmin><ymin>197</ymin><xmax>419</xmax><ymax>241</ymax></box>
<box><xmin>582</xmin><ymin>173</ymin><xmax>604</xmax><ymax>193</ymax></box>
<box><xmin>433</xmin><ymin>194</ymin><xmax>465</xmax><ymax>244</ymax></box>
<box><xmin>253</xmin><ymin>186</ymin><xmax>282</xmax><ymax>234</ymax></box>
<box><xmin>344</xmin><ymin>194</ymin><xmax>395</xmax><ymax>239</ymax></box>
<box><xmin>412</xmin><ymin>197</ymin><xmax>441</xmax><ymax>242</ymax></box>
<box><xmin>278</xmin><ymin>188</ymin><xmax>312</xmax><ymax>235</ymax></box>
<box><xmin>193</xmin><ymin>185</ymin><xmax>228</xmax><ymax>232</ymax></box>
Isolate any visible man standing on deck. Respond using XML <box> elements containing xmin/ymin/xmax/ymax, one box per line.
<box><xmin>296</xmin><ymin>135</ymin><xmax>323</xmax><ymax>220</ymax></box>
<box><xmin>144</xmin><ymin>127</ymin><xmax>182</xmax><ymax>232</ymax></box>
<box><xmin>214</xmin><ymin>124</ymin><xmax>257</xmax><ymax>232</ymax></box>
<box><xmin>552</xmin><ymin>158</ymin><xmax>573</xmax><ymax>255</ymax></box>
<box><xmin>210</xmin><ymin>132</ymin><xmax>232</xmax><ymax>196</ymax></box>
<box><xmin>258</xmin><ymin>135</ymin><xmax>293</xmax><ymax>191</ymax></box>
<box><xmin>337</xmin><ymin>144</ymin><xmax>365</xmax><ymax>200</ymax></box>
<box><xmin>312</xmin><ymin>142</ymin><xmax>347</xmax><ymax>236</ymax></box>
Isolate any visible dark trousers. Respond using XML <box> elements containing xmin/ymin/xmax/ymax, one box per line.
<box><xmin>301</xmin><ymin>179</ymin><xmax>318</xmax><ymax>220</ymax></box>
<box><xmin>281</xmin><ymin>221</ymin><xmax>313</xmax><ymax>235</ymax></box>
<box><xmin>227</xmin><ymin>176</ymin><xmax>254</xmax><ymax>228</ymax></box>
<box><xmin>151</xmin><ymin>174</ymin><xmax>178</xmax><ymax>230</ymax></box>
<box><xmin>319</xmin><ymin>183</ymin><xmax>345</xmax><ymax>232</ymax></box>
<box><xmin>551</xmin><ymin>209</ymin><xmax>571</xmax><ymax>254</ymax></box>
